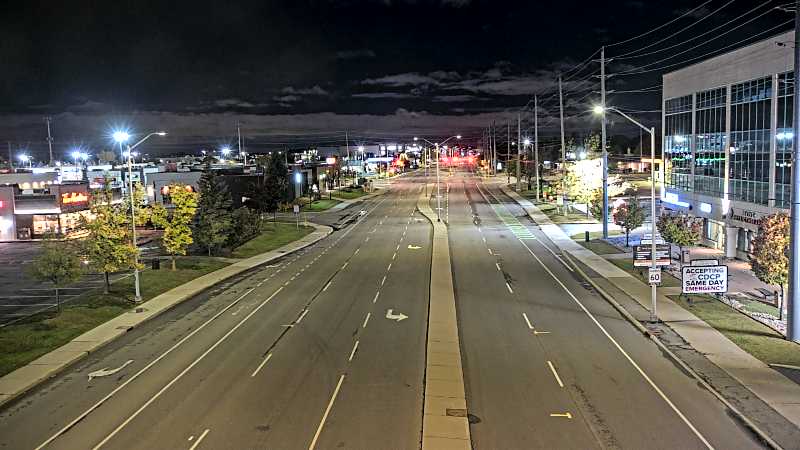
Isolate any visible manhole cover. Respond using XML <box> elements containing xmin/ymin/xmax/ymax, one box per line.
<box><xmin>446</xmin><ymin>408</ymin><xmax>467</xmax><ymax>417</ymax></box>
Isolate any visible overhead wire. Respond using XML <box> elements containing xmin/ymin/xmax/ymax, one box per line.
<box><xmin>605</xmin><ymin>0</ymin><xmax>713</xmax><ymax>48</ymax></box>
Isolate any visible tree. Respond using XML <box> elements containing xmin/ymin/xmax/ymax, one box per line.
<box><xmin>194</xmin><ymin>168</ymin><xmax>233</xmax><ymax>256</ymax></box>
<box><xmin>228</xmin><ymin>207</ymin><xmax>262</xmax><ymax>248</ymax></box>
<box><xmin>657</xmin><ymin>214</ymin><xmax>700</xmax><ymax>260</ymax></box>
<box><xmin>589</xmin><ymin>188</ymin><xmax>607</xmax><ymax>222</ymax></box>
<box><xmin>124</xmin><ymin>182</ymin><xmax>150</xmax><ymax>227</ymax></box>
<box><xmin>81</xmin><ymin>182</ymin><xmax>138</xmax><ymax>293</ymax></box>
<box><xmin>613</xmin><ymin>197</ymin><xmax>646</xmax><ymax>247</ymax></box>
<box><xmin>98</xmin><ymin>150</ymin><xmax>117</xmax><ymax>164</ymax></box>
<box><xmin>563</xmin><ymin>158</ymin><xmax>632</xmax><ymax>218</ymax></box>
<box><xmin>751</xmin><ymin>212</ymin><xmax>790</xmax><ymax>318</ymax></box>
<box><xmin>28</xmin><ymin>238</ymin><xmax>83</xmax><ymax>311</ymax></box>
<box><xmin>152</xmin><ymin>184</ymin><xmax>198</xmax><ymax>270</ymax></box>
<box><xmin>247</xmin><ymin>153</ymin><xmax>288</xmax><ymax>220</ymax></box>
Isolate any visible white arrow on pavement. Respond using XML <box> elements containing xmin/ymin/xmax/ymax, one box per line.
<box><xmin>407</xmin><ymin>245</ymin><xmax>422</xmax><ymax>250</ymax></box>
<box><xmin>88</xmin><ymin>360</ymin><xmax>134</xmax><ymax>381</ymax></box>
<box><xmin>386</xmin><ymin>309</ymin><xmax>408</xmax><ymax>322</ymax></box>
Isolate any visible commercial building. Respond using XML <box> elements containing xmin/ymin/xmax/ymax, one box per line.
<box><xmin>662</xmin><ymin>30</ymin><xmax>794</xmax><ymax>260</ymax></box>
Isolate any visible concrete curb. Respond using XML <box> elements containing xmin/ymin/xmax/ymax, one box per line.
<box><xmin>562</xmin><ymin>251</ymin><xmax>783</xmax><ymax>450</ymax></box>
<box><xmin>0</xmin><ymin>223</ymin><xmax>333</xmax><ymax>409</ymax></box>
<box><xmin>416</xmin><ymin>185</ymin><xmax>472</xmax><ymax>450</ymax></box>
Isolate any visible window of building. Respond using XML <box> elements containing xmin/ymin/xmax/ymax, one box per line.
<box><xmin>730</xmin><ymin>76</ymin><xmax>772</xmax><ymax>205</ymax></box>
<box><xmin>665</xmin><ymin>95</ymin><xmax>692</xmax><ymax>191</ymax></box>
<box><xmin>694</xmin><ymin>87</ymin><xmax>726</xmax><ymax>197</ymax></box>
<box><xmin>776</xmin><ymin>71</ymin><xmax>794</xmax><ymax>209</ymax></box>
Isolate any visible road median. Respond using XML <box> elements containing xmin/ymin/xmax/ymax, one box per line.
<box><xmin>416</xmin><ymin>184</ymin><xmax>471</xmax><ymax>450</ymax></box>
<box><xmin>0</xmin><ymin>223</ymin><xmax>332</xmax><ymax>409</ymax></box>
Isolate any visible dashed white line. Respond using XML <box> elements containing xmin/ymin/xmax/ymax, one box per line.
<box><xmin>396</xmin><ymin>244</ymin><xmax>400</xmax><ymax>251</ymax></box>
<box><xmin>323</xmin><ymin>281</ymin><xmax>332</xmax><ymax>292</ymax></box>
<box><xmin>547</xmin><ymin>361</ymin><xmax>565</xmax><ymax>388</ymax></box>
<box><xmin>522</xmin><ymin>312</ymin><xmax>534</xmax><ymax>330</ymax></box>
<box><xmin>362</xmin><ymin>312</ymin><xmax>371</xmax><ymax>328</ymax></box>
<box><xmin>354</xmin><ymin>248</ymin><xmax>360</xmax><ymax>255</ymax></box>
<box><xmin>495</xmin><ymin>262</ymin><xmax>501</xmax><ymax>272</ymax></box>
<box><xmin>373</xmin><ymin>291</ymin><xmax>381</xmax><ymax>303</ymax></box>
<box><xmin>381</xmin><ymin>275</ymin><xmax>387</xmax><ymax>286</ymax></box>
<box><xmin>189</xmin><ymin>429</ymin><xmax>210</xmax><ymax>450</ymax></box>
<box><xmin>297</xmin><ymin>309</ymin><xmax>309</xmax><ymax>324</ymax></box>
<box><xmin>308</xmin><ymin>374</ymin><xmax>346</xmax><ymax>450</ymax></box>
<box><xmin>506</xmin><ymin>282</ymin><xmax>513</xmax><ymax>294</ymax></box>
<box><xmin>488</xmin><ymin>248</ymin><xmax>493</xmax><ymax>255</ymax></box>
<box><xmin>387</xmin><ymin>263</ymin><xmax>392</xmax><ymax>271</ymax></box>
<box><xmin>348</xmin><ymin>340</ymin><xmax>360</xmax><ymax>362</ymax></box>
<box><xmin>251</xmin><ymin>353</ymin><xmax>273</xmax><ymax>377</ymax></box>
<box><xmin>392</xmin><ymin>252</ymin><xmax>397</xmax><ymax>260</ymax></box>
<box><xmin>341</xmin><ymin>262</ymin><xmax>349</xmax><ymax>270</ymax></box>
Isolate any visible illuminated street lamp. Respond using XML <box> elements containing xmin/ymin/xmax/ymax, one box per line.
<box><xmin>71</xmin><ymin>150</ymin><xmax>81</xmax><ymax>167</ymax></box>
<box><xmin>221</xmin><ymin>146</ymin><xmax>231</xmax><ymax>161</ymax></box>
<box><xmin>594</xmin><ymin>105</ymin><xmax>658</xmax><ymax>322</ymax></box>
<box><xmin>112</xmin><ymin>129</ymin><xmax>167</xmax><ymax>303</ymax></box>
<box><xmin>19</xmin><ymin>154</ymin><xmax>32</xmax><ymax>169</ymax></box>
<box><xmin>415</xmin><ymin>135</ymin><xmax>461</xmax><ymax>221</ymax></box>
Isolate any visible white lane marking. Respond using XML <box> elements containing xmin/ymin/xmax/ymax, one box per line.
<box><xmin>36</xmin><ymin>285</ymin><xmax>260</xmax><ymax>449</ymax></box>
<box><xmin>308</xmin><ymin>374</ymin><xmax>346</xmax><ymax>450</ymax></box>
<box><xmin>348</xmin><ymin>340</ymin><xmax>360</xmax><ymax>362</ymax></box>
<box><xmin>341</xmin><ymin>262</ymin><xmax>349</xmax><ymax>270</ymax></box>
<box><xmin>296</xmin><ymin>309</ymin><xmax>309</xmax><ymax>324</ymax></box>
<box><xmin>482</xmin><ymin>237</ymin><xmax>487</xmax><ymax>244</ymax></box>
<box><xmin>547</xmin><ymin>361</ymin><xmax>565</xmax><ymax>388</ymax></box>
<box><xmin>495</xmin><ymin>262</ymin><xmax>501</xmax><ymax>272</ymax></box>
<box><xmin>88</xmin><ymin>287</ymin><xmax>283</xmax><ymax>450</ymax></box>
<box><xmin>392</xmin><ymin>252</ymin><xmax>397</xmax><ymax>260</ymax></box>
<box><xmin>506</xmin><ymin>282</ymin><xmax>513</xmax><ymax>294</ymax></box>
<box><xmin>478</xmin><ymin>227</ymin><xmax>482</xmax><ymax>233</ymax></box>
<box><xmin>522</xmin><ymin>239</ymin><xmax>714</xmax><ymax>449</ymax></box>
<box><xmin>284</xmin><ymin>281</ymin><xmax>290</xmax><ymax>286</ymax></box>
<box><xmin>87</xmin><ymin>360</ymin><xmax>134</xmax><ymax>381</ymax></box>
<box><xmin>381</xmin><ymin>275</ymin><xmax>387</xmax><ymax>286</ymax></box>
<box><xmin>251</xmin><ymin>353</ymin><xmax>273</xmax><ymax>377</ymax></box>
<box><xmin>522</xmin><ymin>312</ymin><xmax>534</xmax><ymax>330</ymax></box>
<box><xmin>488</xmin><ymin>248</ymin><xmax>493</xmax><ymax>255</ymax></box>
<box><xmin>354</xmin><ymin>248</ymin><xmax>360</xmax><ymax>255</ymax></box>
<box><xmin>323</xmin><ymin>281</ymin><xmax>332</xmax><ymax>292</ymax></box>
<box><xmin>365</xmin><ymin>237</ymin><xmax>370</xmax><ymax>242</ymax></box>
<box><xmin>387</xmin><ymin>263</ymin><xmax>392</xmax><ymax>271</ymax></box>
<box><xmin>189</xmin><ymin>429</ymin><xmax>210</xmax><ymax>450</ymax></box>
<box><xmin>362</xmin><ymin>312</ymin><xmax>371</xmax><ymax>328</ymax></box>
<box><xmin>373</xmin><ymin>291</ymin><xmax>381</xmax><ymax>303</ymax></box>
<box><xmin>396</xmin><ymin>244</ymin><xmax>400</xmax><ymax>251</ymax></box>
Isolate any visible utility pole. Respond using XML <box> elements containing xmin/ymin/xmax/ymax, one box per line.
<box><xmin>559</xmin><ymin>75</ymin><xmax>567</xmax><ymax>208</ymax></box>
<box><xmin>7</xmin><ymin>142</ymin><xmax>13</xmax><ymax>171</ymax></box>
<box><xmin>237</xmin><ymin>122</ymin><xmax>245</xmax><ymax>166</ymax></box>
<box><xmin>492</xmin><ymin>121</ymin><xmax>497</xmax><ymax>175</ymax></box>
<box><xmin>516</xmin><ymin>113</ymin><xmax>522</xmax><ymax>192</ymax></box>
<box><xmin>535</xmin><ymin>95</ymin><xmax>540</xmax><ymax>201</ymax></box>
<box><xmin>507</xmin><ymin>122</ymin><xmax>511</xmax><ymax>184</ymax></box>
<box><xmin>601</xmin><ymin>45</ymin><xmax>610</xmax><ymax>238</ymax></box>
<box><xmin>788</xmin><ymin>0</ymin><xmax>800</xmax><ymax>342</ymax></box>
<box><xmin>45</xmin><ymin>117</ymin><xmax>54</xmax><ymax>166</ymax></box>
<box><xmin>345</xmin><ymin>131</ymin><xmax>350</xmax><ymax>186</ymax></box>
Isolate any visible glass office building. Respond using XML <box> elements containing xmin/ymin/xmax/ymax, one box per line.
<box><xmin>662</xmin><ymin>30</ymin><xmax>793</xmax><ymax>259</ymax></box>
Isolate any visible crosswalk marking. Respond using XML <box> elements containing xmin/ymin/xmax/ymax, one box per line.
<box><xmin>491</xmin><ymin>205</ymin><xmax>536</xmax><ymax>240</ymax></box>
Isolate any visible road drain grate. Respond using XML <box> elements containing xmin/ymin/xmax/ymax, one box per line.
<box><xmin>446</xmin><ymin>408</ymin><xmax>467</xmax><ymax>417</ymax></box>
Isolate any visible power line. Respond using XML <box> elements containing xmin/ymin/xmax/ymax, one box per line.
<box><xmin>605</xmin><ymin>0</ymin><xmax>713</xmax><ymax>48</ymax></box>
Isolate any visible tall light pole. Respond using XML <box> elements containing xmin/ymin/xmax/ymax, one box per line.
<box><xmin>595</xmin><ymin>105</ymin><xmax>658</xmax><ymax>322</ymax></box>
<box><xmin>114</xmin><ymin>130</ymin><xmax>167</xmax><ymax>303</ymax></box>
<box><xmin>416</xmin><ymin>135</ymin><xmax>461</xmax><ymax>221</ymax></box>
<box><xmin>600</xmin><ymin>46</ymin><xmax>610</xmax><ymax>239</ymax></box>
<box><xmin>789</xmin><ymin>0</ymin><xmax>800</xmax><ymax>342</ymax></box>
<box><xmin>517</xmin><ymin>114</ymin><xmax>522</xmax><ymax>192</ymax></box>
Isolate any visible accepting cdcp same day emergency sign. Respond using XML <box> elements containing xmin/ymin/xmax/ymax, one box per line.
<box><xmin>681</xmin><ymin>265</ymin><xmax>728</xmax><ymax>294</ymax></box>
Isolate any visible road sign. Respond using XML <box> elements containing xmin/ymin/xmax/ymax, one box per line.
<box><xmin>293</xmin><ymin>204</ymin><xmax>300</xmax><ymax>214</ymax></box>
<box><xmin>641</xmin><ymin>232</ymin><xmax>665</xmax><ymax>245</ymax></box>
<box><xmin>648</xmin><ymin>267</ymin><xmax>661</xmax><ymax>285</ymax></box>
<box><xmin>633</xmin><ymin>244</ymin><xmax>671</xmax><ymax>267</ymax></box>
<box><xmin>690</xmin><ymin>258</ymin><xmax>719</xmax><ymax>267</ymax></box>
<box><xmin>682</xmin><ymin>265</ymin><xmax>728</xmax><ymax>294</ymax></box>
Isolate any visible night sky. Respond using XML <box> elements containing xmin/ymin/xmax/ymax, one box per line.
<box><xmin>0</xmin><ymin>0</ymin><xmax>791</xmax><ymax>159</ymax></box>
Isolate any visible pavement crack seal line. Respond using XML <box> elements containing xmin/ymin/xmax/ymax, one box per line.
<box><xmin>562</xmin><ymin>251</ymin><xmax>783</xmax><ymax>450</ymax></box>
<box><xmin>35</xmin><ymin>194</ymin><xmax>390</xmax><ymax>450</ymax></box>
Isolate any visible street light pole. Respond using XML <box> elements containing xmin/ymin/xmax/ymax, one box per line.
<box><xmin>598</xmin><ymin>106</ymin><xmax>658</xmax><ymax>322</ymax></box>
<box><xmin>789</xmin><ymin>0</ymin><xmax>800</xmax><ymax>342</ymax></box>
<box><xmin>601</xmin><ymin>46</ymin><xmax>609</xmax><ymax>239</ymax></box>
<box><xmin>117</xmin><ymin>131</ymin><xmax>166</xmax><ymax>303</ymax></box>
<box><xmin>416</xmin><ymin>135</ymin><xmax>460</xmax><ymax>222</ymax></box>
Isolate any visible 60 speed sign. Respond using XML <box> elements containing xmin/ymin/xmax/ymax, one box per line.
<box><xmin>681</xmin><ymin>265</ymin><xmax>728</xmax><ymax>294</ymax></box>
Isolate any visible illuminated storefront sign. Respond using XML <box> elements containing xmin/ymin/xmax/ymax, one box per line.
<box><xmin>61</xmin><ymin>192</ymin><xmax>89</xmax><ymax>205</ymax></box>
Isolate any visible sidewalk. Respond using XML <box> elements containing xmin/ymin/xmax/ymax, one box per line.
<box><xmin>0</xmin><ymin>223</ymin><xmax>332</xmax><ymax>409</ymax></box>
<box><xmin>499</xmin><ymin>183</ymin><xmax>800</xmax><ymax>446</ymax></box>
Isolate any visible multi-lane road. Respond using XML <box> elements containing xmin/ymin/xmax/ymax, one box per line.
<box><xmin>0</xmin><ymin>169</ymin><xmax>767</xmax><ymax>449</ymax></box>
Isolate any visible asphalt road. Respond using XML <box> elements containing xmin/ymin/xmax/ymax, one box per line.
<box><xmin>0</xmin><ymin>173</ymin><xmax>431</xmax><ymax>450</ymax></box>
<box><xmin>0</xmin><ymin>168</ymin><xmax>772</xmax><ymax>449</ymax></box>
<box><xmin>445</xmin><ymin>169</ymin><xmax>763</xmax><ymax>449</ymax></box>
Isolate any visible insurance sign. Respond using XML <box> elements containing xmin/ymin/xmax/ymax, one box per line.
<box><xmin>681</xmin><ymin>265</ymin><xmax>728</xmax><ymax>294</ymax></box>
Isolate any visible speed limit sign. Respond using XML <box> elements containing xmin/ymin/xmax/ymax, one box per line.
<box><xmin>648</xmin><ymin>267</ymin><xmax>662</xmax><ymax>285</ymax></box>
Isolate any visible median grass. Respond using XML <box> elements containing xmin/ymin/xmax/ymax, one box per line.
<box><xmin>0</xmin><ymin>257</ymin><xmax>227</xmax><ymax>377</ymax></box>
<box><xmin>304</xmin><ymin>198</ymin><xmax>340</xmax><ymax>212</ymax></box>
<box><xmin>230</xmin><ymin>222</ymin><xmax>314</xmax><ymax>259</ymax></box>
<box><xmin>670</xmin><ymin>294</ymin><xmax>800</xmax><ymax>367</ymax></box>
<box><xmin>332</xmin><ymin>187</ymin><xmax>368</xmax><ymax>200</ymax></box>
